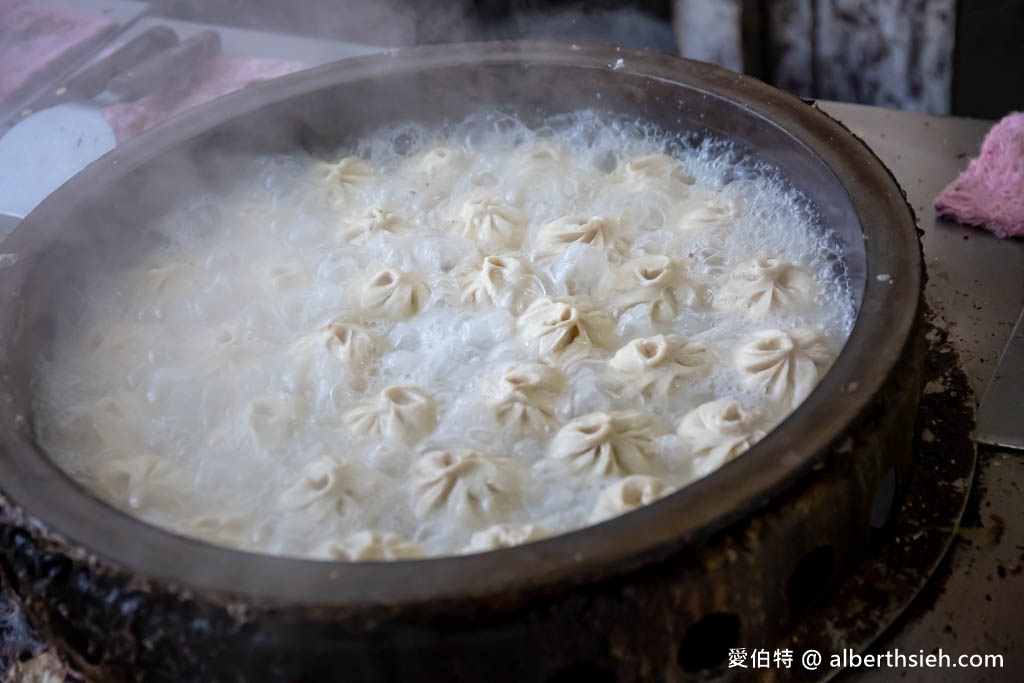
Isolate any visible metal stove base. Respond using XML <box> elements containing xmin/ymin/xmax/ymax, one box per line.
<box><xmin>789</xmin><ymin>309</ymin><xmax>977</xmax><ymax>682</ymax></box>
<box><xmin>0</xmin><ymin>309</ymin><xmax>976</xmax><ymax>683</ymax></box>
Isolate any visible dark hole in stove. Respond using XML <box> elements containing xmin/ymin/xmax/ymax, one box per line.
<box><xmin>58</xmin><ymin>612</ymin><xmax>106</xmax><ymax>667</ymax></box>
<box><xmin>786</xmin><ymin>545</ymin><xmax>836</xmax><ymax>613</ymax></box>
<box><xmin>869</xmin><ymin>468</ymin><xmax>898</xmax><ymax>530</ymax></box>
<box><xmin>38</xmin><ymin>552</ymin><xmax>72</xmax><ymax>585</ymax></box>
<box><xmin>0</xmin><ymin>556</ymin><xmax>18</xmax><ymax>594</ymax></box>
<box><xmin>676</xmin><ymin>612</ymin><xmax>741</xmax><ymax>672</ymax></box>
<box><xmin>545</xmin><ymin>662</ymin><xmax>617</xmax><ymax>683</ymax></box>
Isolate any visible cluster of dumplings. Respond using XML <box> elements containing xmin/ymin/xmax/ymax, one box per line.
<box><xmin>35</xmin><ymin>111</ymin><xmax>853</xmax><ymax>561</ymax></box>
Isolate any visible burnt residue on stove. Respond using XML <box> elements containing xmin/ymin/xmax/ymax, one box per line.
<box><xmin>848</xmin><ymin>307</ymin><xmax>978</xmax><ymax>666</ymax></box>
<box><xmin>1</xmin><ymin>573</ymin><xmax>46</xmax><ymax>675</ymax></box>
<box><xmin>775</xmin><ymin>305</ymin><xmax>976</xmax><ymax>682</ymax></box>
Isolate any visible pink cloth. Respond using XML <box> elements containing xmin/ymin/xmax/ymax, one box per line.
<box><xmin>0</xmin><ymin>0</ymin><xmax>114</xmax><ymax>103</ymax></box>
<box><xmin>935</xmin><ymin>112</ymin><xmax>1024</xmax><ymax>239</ymax></box>
<box><xmin>102</xmin><ymin>55</ymin><xmax>304</xmax><ymax>143</ymax></box>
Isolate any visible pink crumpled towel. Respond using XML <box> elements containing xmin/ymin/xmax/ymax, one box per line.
<box><xmin>0</xmin><ymin>0</ymin><xmax>114</xmax><ymax>104</ymax></box>
<box><xmin>935</xmin><ymin>112</ymin><xmax>1024</xmax><ymax>239</ymax></box>
<box><xmin>102</xmin><ymin>55</ymin><xmax>305</xmax><ymax>143</ymax></box>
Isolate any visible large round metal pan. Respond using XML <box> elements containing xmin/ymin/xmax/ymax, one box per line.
<box><xmin>0</xmin><ymin>43</ymin><xmax>922</xmax><ymax>682</ymax></box>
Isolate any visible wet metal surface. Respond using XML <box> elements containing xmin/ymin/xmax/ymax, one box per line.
<box><xmin>818</xmin><ymin>102</ymin><xmax>1023</xmax><ymax>683</ymax></box>
<box><xmin>820</xmin><ymin>102</ymin><xmax>1024</xmax><ymax>398</ymax></box>
<box><xmin>976</xmin><ymin>307</ymin><xmax>1024</xmax><ymax>449</ymax></box>
<box><xmin>811</xmin><ymin>312</ymin><xmax>975</xmax><ymax>683</ymax></box>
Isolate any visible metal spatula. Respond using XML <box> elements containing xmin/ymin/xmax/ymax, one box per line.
<box><xmin>0</xmin><ymin>29</ymin><xmax>220</xmax><ymax>219</ymax></box>
<box><xmin>976</xmin><ymin>307</ymin><xmax>1024</xmax><ymax>450</ymax></box>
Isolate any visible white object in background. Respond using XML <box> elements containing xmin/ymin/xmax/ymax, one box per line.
<box><xmin>0</xmin><ymin>103</ymin><xmax>115</xmax><ymax>218</ymax></box>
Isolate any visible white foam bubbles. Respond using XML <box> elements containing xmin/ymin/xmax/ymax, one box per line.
<box><xmin>34</xmin><ymin>109</ymin><xmax>855</xmax><ymax>559</ymax></box>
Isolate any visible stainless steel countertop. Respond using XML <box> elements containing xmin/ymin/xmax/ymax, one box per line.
<box><xmin>821</xmin><ymin>102</ymin><xmax>1024</xmax><ymax>397</ymax></box>
<box><xmin>819</xmin><ymin>101</ymin><xmax>1023</xmax><ymax>683</ymax></box>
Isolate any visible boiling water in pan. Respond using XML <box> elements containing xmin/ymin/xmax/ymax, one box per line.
<box><xmin>33</xmin><ymin>110</ymin><xmax>855</xmax><ymax>560</ymax></box>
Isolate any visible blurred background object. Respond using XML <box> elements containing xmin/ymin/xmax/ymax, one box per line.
<box><xmin>140</xmin><ymin>0</ymin><xmax>1023</xmax><ymax>116</ymax></box>
<box><xmin>148</xmin><ymin>0</ymin><xmax>417</xmax><ymax>45</ymax></box>
<box><xmin>0</xmin><ymin>0</ymin><xmax>118</xmax><ymax>105</ymax></box>
<box><xmin>952</xmin><ymin>0</ymin><xmax>1024</xmax><ymax>118</ymax></box>
<box><xmin>754</xmin><ymin>0</ymin><xmax>957</xmax><ymax>114</ymax></box>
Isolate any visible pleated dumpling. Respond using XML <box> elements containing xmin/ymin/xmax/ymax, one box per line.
<box><xmin>410</xmin><ymin>448</ymin><xmax>521</xmax><ymax>523</ymax></box>
<box><xmin>676</xmin><ymin>399</ymin><xmax>767</xmax><ymax>474</ymax></box>
<box><xmin>589</xmin><ymin>475</ymin><xmax>673</xmax><ymax>523</ymax></box>
<box><xmin>459</xmin><ymin>254</ymin><xmax>534</xmax><ymax>312</ymax></box>
<box><xmin>516</xmin><ymin>296</ymin><xmax>615</xmax><ymax>363</ymax></box>
<box><xmin>408</xmin><ymin>145</ymin><xmax>468</xmax><ymax>179</ymax></box>
<box><xmin>535</xmin><ymin>215</ymin><xmax>625</xmax><ymax>256</ymax></box>
<box><xmin>605</xmin><ymin>154</ymin><xmax>696</xmax><ymax>230</ymax></box>
<box><xmin>289</xmin><ymin>323</ymin><xmax>383</xmax><ymax>390</ymax></box>
<box><xmin>715</xmin><ymin>257</ymin><xmax>816</xmax><ymax>319</ymax></box>
<box><xmin>252</xmin><ymin>259</ymin><xmax>310</xmax><ymax>292</ymax></box>
<box><xmin>85</xmin><ymin>321</ymin><xmax>151</xmax><ymax>361</ymax></box>
<box><xmin>340</xmin><ymin>207</ymin><xmax>404</xmax><ymax>244</ymax></box>
<box><xmin>400</xmin><ymin>145</ymin><xmax>470</xmax><ymax>210</ymax></box>
<box><xmin>323</xmin><ymin>156</ymin><xmax>372</xmax><ymax>185</ymax></box>
<box><xmin>608</xmin><ymin>334</ymin><xmax>710</xmax><ymax>399</ymax></box>
<box><xmin>734</xmin><ymin>328</ymin><xmax>833</xmax><ymax>409</ymax></box>
<box><xmin>670</xmin><ymin>190</ymin><xmax>743</xmax><ymax>233</ymax></box>
<box><xmin>95</xmin><ymin>454</ymin><xmax>190</xmax><ymax>514</ymax></box>
<box><xmin>278</xmin><ymin>457</ymin><xmax>390</xmax><ymax>521</ymax></box>
<box><xmin>511</xmin><ymin>141</ymin><xmax>572</xmax><ymax>174</ymax></box>
<box><xmin>89</xmin><ymin>395</ymin><xmax>146</xmax><ymax>455</ymax></box>
<box><xmin>457</xmin><ymin>197</ymin><xmax>528</xmax><ymax>249</ymax></box>
<box><xmin>142</xmin><ymin>259</ymin><xmax>202</xmax><ymax>318</ymax></box>
<box><xmin>549</xmin><ymin>410</ymin><xmax>660</xmax><ymax>479</ymax></box>
<box><xmin>314</xmin><ymin>531</ymin><xmax>424</xmax><ymax>561</ymax></box>
<box><xmin>462</xmin><ymin>523</ymin><xmax>547</xmax><ymax>554</ymax></box>
<box><xmin>614</xmin><ymin>255</ymin><xmax>702</xmax><ymax>321</ymax></box>
<box><xmin>317</xmin><ymin>156</ymin><xmax>373</xmax><ymax>206</ymax></box>
<box><xmin>505</xmin><ymin>142</ymin><xmax>578</xmax><ymax>199</ymax></box>
<box><xmin>343</xmin><ymin>386</ymin><xmax>437</xmax><ymax>445</ymax></box>
<box><xmin>186</xmin><ymin>514</ymin><xmax>254</xmax><ymax>549</ymax></box>
<box><xmin>205</xmin><ymin>393</ymin><xmax>306</xmax><ymax>452</ymax></box>
<box><xmin>244</xmin><ymin>393</ymin><xmax>309</xmax><ymax>447</ymax></box>
<box><xmin>357</xmin><ymin>266</ymin><xmax>430</xmax><ymax>321</ymax></box>
<box><xmin>613</xmin><ymin>153</ymin><xmax>694</xmax><ymax>187</ymax></box>
<box><xmin>484</xmin><ymin>362</ymin><xmax>564</xmax><ymax>431</ymax></box>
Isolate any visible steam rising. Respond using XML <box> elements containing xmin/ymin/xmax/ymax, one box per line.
<box><xmin>31</xmin><ymin>109</ymin><xmax>854</xmax><ymax>559</ymax></box>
